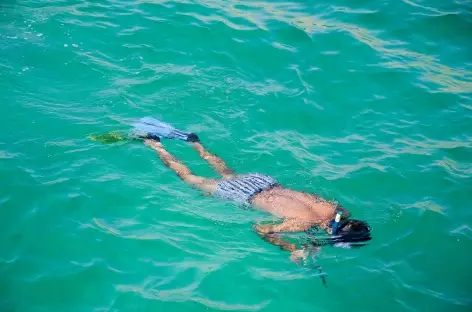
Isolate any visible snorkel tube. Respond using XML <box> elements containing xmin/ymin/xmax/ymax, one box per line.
<box><xmin>331</xmin><ymin>211</ymin><xmax>342</xmax><ymax>235</ymax></box>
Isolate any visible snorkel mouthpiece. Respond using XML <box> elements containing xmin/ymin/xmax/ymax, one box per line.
<box><xmin>331</xmin><ymin>211</ymin><xmax>342</xmax><ymax>235</ymax></box>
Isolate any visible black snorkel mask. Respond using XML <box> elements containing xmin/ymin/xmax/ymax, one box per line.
<box><xmin>311</xmin><ymin>211</ymin><xmax>372</xmax><ymax>249</ymax></box>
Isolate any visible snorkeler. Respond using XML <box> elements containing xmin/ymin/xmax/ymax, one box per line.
<box><xmin>134</xmin><ymin>118</ymin><xmax>371</xmax><ymax>262</ymax></box>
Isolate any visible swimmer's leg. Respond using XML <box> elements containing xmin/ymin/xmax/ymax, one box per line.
<box><xmin>144</xmin><ymin>139</ymin><xmax>218</xmax><ymax>193</ymax></box>
<box><xmin>191</xmin><ymin>141</ymin><xmax>235</xmax><ymax>179</ymax></box>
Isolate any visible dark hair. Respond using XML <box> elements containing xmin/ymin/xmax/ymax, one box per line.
<box><xmin>310</xmin><ymin>219</ymin><xmax>372</xmax><ymax>247</ymax></box>
<box><xmin>336</xmin><ymin>219</ymin><xmax>371</xmax><ymax>243</ymax></box>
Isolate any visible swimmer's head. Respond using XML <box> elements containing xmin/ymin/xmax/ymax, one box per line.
<box><xmin>335</xmin><ymin>219</ymin><xmax>371</xmax><ymax>243</ymax></box>
<box><xmin>310</xmin><ymin>219</ymin><xmax>372</xmax><ymax>248</ymax></box>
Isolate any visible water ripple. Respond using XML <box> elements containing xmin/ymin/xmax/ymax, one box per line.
<box><xmin>2</xmin><ymin>0</ymin><xmax>471</xmax><ymax>311</ymax></box>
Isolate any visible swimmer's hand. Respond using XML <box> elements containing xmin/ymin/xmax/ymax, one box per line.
<box><xmin>290</xmin><ymin>249</ymin><xmax>307</xmax><ymax>265</ymax></box>
<box><xmin>254</xmin><ymin>224</ymin><xmax>274</xmax><ymax>235</ymax></box>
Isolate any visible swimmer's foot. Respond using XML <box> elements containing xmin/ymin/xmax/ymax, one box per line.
<box><xmin>185</xmin><ymin>132</ymin><xmax>199</xmax><ymax>143</ymax></box>
<box><xmin>132</xmin><ymin>117</ymin><xmax>199</xmax><ymax>142</ymax></box>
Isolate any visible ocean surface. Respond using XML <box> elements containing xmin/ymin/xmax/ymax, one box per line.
<box><xmin>1</xmin><ymin>0</ymin><xmax>471</xmax><ymax>311</ymax></box>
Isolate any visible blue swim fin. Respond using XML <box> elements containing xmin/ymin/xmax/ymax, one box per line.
<box><xmin>131</xmin><ymin>117</ymin><xmax>199</xmax><ymax>142</ymax></box>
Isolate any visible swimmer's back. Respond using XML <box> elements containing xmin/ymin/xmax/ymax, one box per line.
<box><xmin>251</xmin><ymin>187</ymin><xmax>339</xmax><ymax>223</ymax></box>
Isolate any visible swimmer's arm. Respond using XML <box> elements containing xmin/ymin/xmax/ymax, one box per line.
<box><xmin>254</xmin><ymin>219</ymin><xmax>312</xmax><ymax>252</ymax></box>
<box><xmin>260</xmin><ymin>233</ymin><xmax>297</xmax><ymax>252</ymax></box>
<box><xmin>254</xmin><ymin>219</ymin><xmax>312</xmax><ymax>234</ymax></box>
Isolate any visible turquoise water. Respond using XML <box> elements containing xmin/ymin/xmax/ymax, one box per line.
<box><xmin>1</xmin><ymin>0</ymin><xmax>472</xmax><ymax>311</ymax></box>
